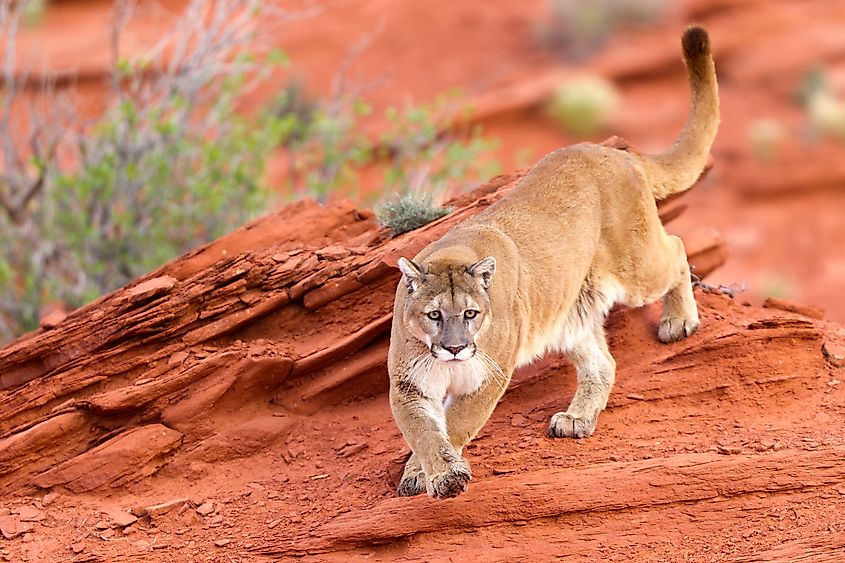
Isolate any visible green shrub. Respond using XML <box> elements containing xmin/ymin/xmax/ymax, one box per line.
<box><xmin>540</xmin><ymin>0</ymin><xmax>666</xmax><ymax>60</ymax></box>
<box><xmin>377</xmin><ymin>193</ymin><xmax>452</xmax><ymax>235</ymax></box>
<box><xmin>272</xmin><ymin>93</ymin><xmax>500</xmax><ymax>204</ymax></box>
<box><xmin>373</xmin><ymin>99</ymin><xmax>499</xmax><ymax>236</ymax></box>
<box><xmin>547</xmin><ymin>76</ymin><xmax>619</xmax><ymax>137</ymax></box>
<box><xmin>796</xmin><ymin>68</ymin><xmax>845</xmax><ymax>142</ymax></box>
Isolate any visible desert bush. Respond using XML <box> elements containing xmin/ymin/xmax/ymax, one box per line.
<box><xmin>379</xmin><ymin>101</ymin><xmax>500</xmax><ymax>197</ymax></box>
<box><xmin>270</xmin><ymin>89</ymin><xmax>499</xmax><ymax>235</ymax></box>
<box><xmin>377</xmin><ymin>193</ymin><xmax>452</xmax><ymax>236</ymax></box>
<box><xmin>0</xmin><ymin>1</ymin><xmax>500</xmax><ymax>342</ymax></box>
<box><xmin>273</xmin><ymin>92</ymin><xmax>500</xmax><ymax>204</ymax></box>
<box><xmin>795</xmin><ymin>67</ymin><xmax>845</xmax><ymax>142</ymax></box>
<box><xmin>0</xmin><ymin>0</ymin><xmax>284</xmax><ymax>339</ymax></box>
<box><xmin>372</xmin><ymin>100</ymin><xmax>499</xmax><ymax>235</ymax></box>
<box><xmin>546</xmin><ymin>76</ymin><xmax>619</xmax><ymax>137</ymax></box>
<box><xmin>271</xmin><ymin>94</ymin><xmax>372</xmax><ymax>202</ymax></box>
<box><xmin>539</xmin><ymin>0</ymin><xmax>666</xmax><ymax>60</ymax></box>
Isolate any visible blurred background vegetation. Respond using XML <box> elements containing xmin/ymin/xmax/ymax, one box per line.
<box><xmin>0</xmin><ymin>0</ymin><xmax>499</xmax><ymax>341</ymax></box>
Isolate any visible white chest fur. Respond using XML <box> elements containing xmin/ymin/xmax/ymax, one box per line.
<box><xmin>406</xmin><ymin>356</ymin><xmax>489</xmax><ymax>401</ymax></box>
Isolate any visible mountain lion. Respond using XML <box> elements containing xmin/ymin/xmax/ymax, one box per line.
<box><xmin>388</xmin><ymin>26</ymin><xmax>719</xmax><ymax>499</ymax></box>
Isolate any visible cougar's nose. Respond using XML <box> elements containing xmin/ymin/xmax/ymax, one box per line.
<box><xmin>444</xmin><ymin>345</ymin><xmax>466</xmax><ymax>356</ymax></box>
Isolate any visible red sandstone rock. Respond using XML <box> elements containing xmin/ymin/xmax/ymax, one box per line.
<box><xmin>32</xmin><ymin>425</ymin><xmax>183</xmax><ymax>493</ymax></box>
<box><xmin>0</xmin><ymin>172</ymin><xmax>836</xmax><ymax>561</ymax></box>
<box><xmin>763</xmin><ymin>297</ymin><xmax>826</xmax><ymax>320</ymax></box>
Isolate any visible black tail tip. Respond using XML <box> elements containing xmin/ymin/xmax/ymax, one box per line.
<box><xmin>682</xmin><ymin>25</ymin><xmax>711</xmax><ymax>59</ymax></box>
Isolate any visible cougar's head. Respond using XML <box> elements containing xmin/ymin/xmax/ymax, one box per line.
<box><xmin>397</xmin><ymin>256</ymin><xmax>496</xmax><ymax>362</ymax></box>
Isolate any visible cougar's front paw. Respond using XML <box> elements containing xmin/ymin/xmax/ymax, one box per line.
<box><xmin>397</xmin><ymin>469</ymin><xmax>427</xmax><ymax>497</ymax></box>
<box><xmin>658</xmin><ymin>316</ymin><xmax>700</xmax><ymax>343</ymax></box>
<box><xmin>549</xmin><ymin>411</ymin><xmax>597</xmax><ymax>439</ymax></box>
<box><xmin>426</xmin><ymin>460</ymin><xmax>472</xmax><ymax>500</ymax></box>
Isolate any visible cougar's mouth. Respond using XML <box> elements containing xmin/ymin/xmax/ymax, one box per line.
<box><xmin>431</xmin><ymin>344</ymin><xmax>476</xmax><ymax>362</ymax></box>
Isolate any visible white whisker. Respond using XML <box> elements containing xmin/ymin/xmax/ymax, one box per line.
<box><xmin>405</xmin><ymin>350</ymin><xmax>433</xmax><ymax>385</ymax></box>
<box><xmin>476</xmin><ymin>349</ymin><xmax>508</xmax><ymax>390</ymax></box>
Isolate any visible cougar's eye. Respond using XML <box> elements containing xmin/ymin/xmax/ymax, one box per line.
<box><xmin>426</xmin><ymin>310</ymin><xmax>442</xmax><ymax>321</ymax></box>
<box><xmin>464</xmin><ymin>310</ymin><xmax>479</xmax><ymax>320</ymax></box>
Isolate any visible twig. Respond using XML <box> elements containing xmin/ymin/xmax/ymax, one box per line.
<box><xmin>692</xmin><ymin>272</ymin><xmax>747</xmax><ymax>298</ymax></box>
<box><xmin>327</xmin><ymin>18</ymin><xmax>388</xmax><ymax>114</ymax></box>
<box><xmin>0</xmin><ymin>0</ymin><xmax>65</xmax><ymax>224</ymax></box>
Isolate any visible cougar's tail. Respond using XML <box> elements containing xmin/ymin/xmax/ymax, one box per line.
<box><xmin>642</xmin><ymin>26</ymin><xmax>719</xmax><ymax>200</ymax></box>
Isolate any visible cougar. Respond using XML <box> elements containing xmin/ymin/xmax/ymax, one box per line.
<box><xmin>387</xmin><ymin>26</ymin><xmax>719</xmax><ymax>499</ymax></box>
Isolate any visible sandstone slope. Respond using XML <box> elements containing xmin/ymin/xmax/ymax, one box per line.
<box><xmin>1</xmin><ymin>143</ymin><xmax>844</xmax><ymax>561</ymax></box>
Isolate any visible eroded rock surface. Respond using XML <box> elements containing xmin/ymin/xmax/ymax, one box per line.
<box><xmin>1</xmin><ymin>163</ymin><xmax>843</xmax><ymax>562</ymax></box>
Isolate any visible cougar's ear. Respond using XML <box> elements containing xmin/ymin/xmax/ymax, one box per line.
<box><xmin>468</xmin><ymin>256</ymin><xmax>496</xmax><ymax>289</ymax></box>
<box><xmin>398</xmin><ymin>257</ymin><xmax>427</xmax><ymax>292</ymax></box>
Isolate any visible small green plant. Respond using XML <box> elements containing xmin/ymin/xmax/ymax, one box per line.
<box><xmin>377</xmin><ymin>193</ymin><xmax>452</xmax><ymax>236</ymax></box>
<box><xmin>748</xmin><ymin>118</ymin><xmax>786</xmax><ymax>162</ymax></box>
<box><xmin>379</xmin><ymin>102</ymin><xmax>500</xmax><ymax>199</ymax></box>
<box><xmin>270</xmin><ymin>93</ymin><xmax>373</xmax><ymax>202</ymax></box>
<box><xmin>19</xmin><ymin>0</ymin><xmax>45</xmax><ymax>27</ymax></box>
<box><xmin>546</xmin><ymin>76</ymin><xmax>619</xmax><ymax>137</ymax></box>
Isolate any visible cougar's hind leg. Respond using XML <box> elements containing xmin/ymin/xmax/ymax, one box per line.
<box><xmin>658</xmin><ymin>235</ymin><xmax>700</xmax><ymax>343</ymax></box>
<box><xmin>549</xmin><ymin>321</ymin><xmax>616</xmax><ymax>439</ymax></box>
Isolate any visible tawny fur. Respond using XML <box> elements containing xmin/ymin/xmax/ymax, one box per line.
<box><xmin>388</xmin><ymin>26</ymin><xmax>720</xmax><ymax>500</ymax></box>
